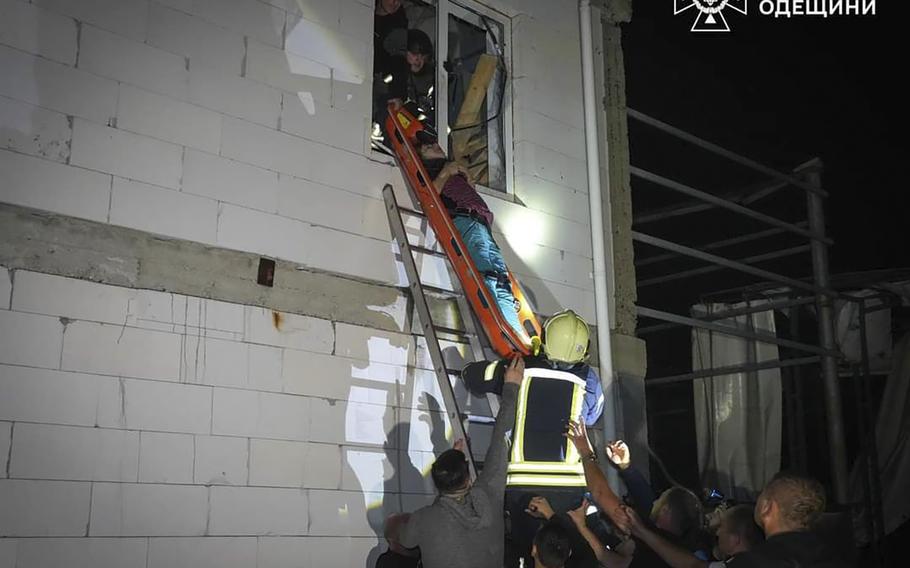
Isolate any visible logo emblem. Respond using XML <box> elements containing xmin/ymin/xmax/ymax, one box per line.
<box><xmin>674</xmin><ymin>0</ymin><xmax>747</xmax><ymax>32</ymax></box>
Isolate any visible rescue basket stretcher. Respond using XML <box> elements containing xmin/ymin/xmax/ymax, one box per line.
<box><xmin>384</xmin><ymin>105</ymin><xmax>542</xmax><ymax>357</ymax></box>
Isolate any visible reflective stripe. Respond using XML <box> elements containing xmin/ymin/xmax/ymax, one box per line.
<box><xmin>508</xmin><ymin>461</ymin><xmax>585</xmax><ymax>474</ymax></box>
<box><xmin>507</xmin><ymin>473</ymin><xmax>588</xmax><ymax>487</ymax></box>
<box><xmin>565</xmin><ymin>380</ymin><xmax>585</xmax><ymax>464</ymax></box>
<box><xmin>522</xmin><ymin>367</ymin><xmax>586</xmax><ymax>387</ymax></box>
<box><xmin>484</xmin><ymin>361</ymin><xmax>499</xmax><ymax>382</ymax></box>
<box><xmin>511</xmin><ymin>372</ymin><xmax>533</xmax><ymax>463</ymax></box>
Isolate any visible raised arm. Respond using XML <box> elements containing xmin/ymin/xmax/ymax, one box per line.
<box><xmin>566</xmin><ymin>420</ymin><xmax>630</xmax><ymax>536</ymax></box>
<box><xmin>476</xmin><ymin>356</ymin><xmax>524</xmax><ymax>491</ymax></box>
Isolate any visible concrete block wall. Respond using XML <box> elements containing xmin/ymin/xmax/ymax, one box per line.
<box><xmin>0</xmin><ymin>268</ymin><xmax>451</xmax><ymax>566</ymax></box>
<box><xmin>0</xmin><ymin>0</ymin><xmax>603</xmax><ymax>564</ymax></box>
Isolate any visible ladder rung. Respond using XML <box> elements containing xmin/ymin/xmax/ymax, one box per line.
<box><xmin>399</xmin><ymin>206</ymin><xmax>426</xmax><ymax>218</ymax></box>
<box><xmin>432</xmin><ymin>324</ymin><xmax>474</xmax><ymax>337</ymax></box>
<box><xmin>410</xmin><ymin>244</ymin><xmax>447</xmax><ymax>258</ymax></box>
<box><xmin>422</xmin><ymin>284</ymin><xmax>463</xmax><ymax>299</ymax></box>
<box><xmin>467</xmin><ymin>415</ymin><xmax>496</xmax><ymax>424</ymax></box>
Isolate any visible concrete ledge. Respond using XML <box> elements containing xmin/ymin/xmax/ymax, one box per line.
<box><xmin>0</xmin><ymin>203</ymin><xmax>430</xmax><ymax>334</ymax></box>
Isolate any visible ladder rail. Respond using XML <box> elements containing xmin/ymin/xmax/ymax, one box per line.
<box><xmin>384</xmin><ymin>185</ymin><xmax>477</xmax><ymax>478</ymax></box>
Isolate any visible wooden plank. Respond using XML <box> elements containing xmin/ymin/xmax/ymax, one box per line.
<box><xmin>451</xmin><ymin>54</ymin><xmax>498</xmax><ymax>161</ymax></box>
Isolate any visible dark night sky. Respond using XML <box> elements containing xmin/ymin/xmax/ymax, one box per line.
<box><xmin>619</xmin><ymin>3</ymin><xmax>910</xmax><ymax>490</ymax></box>
<box><xmin>623</xmin><ymin>1</ymin><xmax>910</xmax><ymax>274</ymax></box>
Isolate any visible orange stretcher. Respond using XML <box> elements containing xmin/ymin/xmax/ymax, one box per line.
<box><xmin>384</xmin><ymin>105</ymin><xmax>542</xmax><ymax>357</ymax></box>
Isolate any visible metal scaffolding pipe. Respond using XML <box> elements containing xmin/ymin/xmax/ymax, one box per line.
<box><xmin>631</xmin><ymin>167</ymin><xmax>832</xmax><ymax>244</ymax></box>
<box><xmin>632</xmin><ymin>231</ymin><xmax>822</xmax><ymax>294</ymax></box>
<box><xmin>646</xmin><ymin>356</ymin><xmax>820</xmax><ymax>386</ymax></box>
<box><xmin>638</xmin><ymin>245</ymin><xmax>810</xmax><ymax>287</ymax></box>
<box><xmin>627</xmin><ymin>109</ymin><xmax>828</xmax><ymax>198</ymax></box>
<box><xmin>634</xmin><ymin>180</ymin><xmax>789</xmax><ymax>225</ymax></box>
<box><xmin>636</xmin><ymin>224</ymin><xmax>807</xmax><ymax>268</ymax></box>
<box><xmin>636</xmin><ymin>306</ymin><xmax>837</xmax><ymax>356</ymax></box>
<box><xmin>636</xmin><ymin>296</ymin><xmax>817</xmax><ymax>335</ymax></box>
<box><xmin>805</xmin><ymin>165</ymin><xmax>849</xmax><ymax>504</ymax></box>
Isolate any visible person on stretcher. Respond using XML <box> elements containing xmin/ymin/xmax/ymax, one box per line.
<box><xmin>414</xmin><ymin>130</ymin><xmax>526</xmax><ymax>340</ymax></box>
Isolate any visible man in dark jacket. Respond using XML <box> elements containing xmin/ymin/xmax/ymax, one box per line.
<box><xmin>386</xmin><ymin>357</ymin><xmax>525</xmax><ymax>568</ymax></box>
<box><xmin>727</xmin><ymin>472</ymin><xmax>848</xmax><ymax>568</ymax></box>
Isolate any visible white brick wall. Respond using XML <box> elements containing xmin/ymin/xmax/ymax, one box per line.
<box><xmin>109</xmin><ymin>177</ymin><xmax>219</xmax><ymax>244</ymax></box>
<box><xmin>0</xmin><ymin>421</ymin><xmax>10</xmax><ymax>477</ymax></box>
<box><xmin>0</xmin><ymin>150</ymin><xmax>111</xmax><ymax>223</ymax></box>
<box><xmin>14</xmin><ymin>538</ymin><xmax>148</xmax><ymax>568</ymax></box>
<box><xmin>0</xmin><ymin>0</ymin><xmax>78</xmax><ymax>65</ymax></box>
<box><xmin>147</xmin><ymin>2</ymin><xmax>244</xmax><ymax>75</ymax></box>
<box><xmin>70</xmin><ymin>119</ymin><xmax>183</xmax><ymax>190</ymax></box>
<box><xmin>89</xmin><ymin>482</ymin><xmax>208</xmax><ymax>536</ymax></box>
<box><xmin>32</xmin><ymin>0</ymin><xmax>149</xmax><ymax>41</ymax></box>
<box><xmin>194</xmin><ymin>435</ymin><xmax>248</xmax><ymax>485</ymax></box>
<box><xmin>0</xmin><ymin>94</ymin><xmax>72</xmax><ymax>163</ymax></box>
<box><xmin>9</xmin><ymin>423</ymin><xmax>139</xmax><ymax>482</ymax></box>
<box><xmin>138</xmin><ymin>431</ymin><xmax>194</xmax><ymax>483</ymax></box>
<box><xmin>0</xmin><ymin>0</ymin><xmax>603</xmax><ymax>561</ymax></box>
<box><xmin>0</xmin><ymin>310</ymin><xmax>62</xmax><ymax>368</ymax></box>
<box><xmin>0</xmin><ymin>365</ymin><xmax>120</xmax><ymax>427</ymax></box>
<box><xmin>148</xmin><ymin>537</ymin><xmax>257</xmax><ymax>568</ymax></box>
<box><xmin>0</xmin><ymin>268</ymin><xmax>10</xmax><ymax>309</ymax></box>
<box><xmin>116</xmin><ymin>84</ymin><xmax>222</xmax><ymax>153</ymax></box>
<box><xmin>209</xmin><ymin>486</ymin><xmax>308</xmax><ymax>535</ymax></box>
<box><xmin>0</xmin><ymin>45</ymin><xmax>118</xmax><ymax>124</ymax></box>
<box><xmin>0</xmin><ymin>479</ymin><xmax>91</xmax><ymax>536</ymax></box>
<box><xmin>61</xmin><ymin>319</ymin><xmax>182</xmax><ymax>381</ymax></box>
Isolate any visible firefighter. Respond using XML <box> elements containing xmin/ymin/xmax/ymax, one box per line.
<box><xmin>461</xmin><ymin>310</ymin><xmax>624</xmax><ymax>566</ymax></box>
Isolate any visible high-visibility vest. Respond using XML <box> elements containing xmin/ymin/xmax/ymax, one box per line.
<box><xmin>505</xmin><ymin>367</ymin><xmax>587</xmax><ymax>487</ymax></box>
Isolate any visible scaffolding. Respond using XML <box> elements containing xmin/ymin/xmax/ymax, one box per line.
<box><xmin>627</xmin><ymin>108</ymin><xmax>891</xmax><ymax>565</ymax></box>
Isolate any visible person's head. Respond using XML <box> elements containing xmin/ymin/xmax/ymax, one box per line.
<box><xmin>542</xmin><ymin>310</ymin><xmax>589</xmax><ymax>369</ymax></box>
<box><xmin>406</xmin><ymin>29</ymin><xmax>434</xmax><ymax>73</ymax></box>
<box><xmin>651</xmin><ymin>486</ymin><xmax>704</xmax><ymax>538</ymax></box>
<box><xmin>375</xmin><ymin>0</ymin><xmax>402</xmax><ymax>16</ymax></box>
<box><xmin>532</xmin><ymin>519</ymin><xmax>572</xmax><ymax>568</ymax></box>
<box><xmin>714</xmin><ymin>505</ymin><xmax>764</xmax><ymax>560</ymax></box>
<box><xmin>414</xmin><ymin>131</ymin><xmax>447</xmax><ymax>177</ymax></box>
<box><xmin>754</xmin><ymin>472</ymin><xmax>825</xmax><ymax>536</ymax></box>
<box><xmin>430</xmin><ymin>448</ymin><xmax>470</xmax><ymax>494</ymax></box>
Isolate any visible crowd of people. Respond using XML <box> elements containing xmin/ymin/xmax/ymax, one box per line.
<box><xmin>380</xmin><ymin>392</ymin><xmax>849</xmax><ymax>568</ymax></box>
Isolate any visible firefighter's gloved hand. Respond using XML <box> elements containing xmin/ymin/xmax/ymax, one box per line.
<box><xmin>504</xmin><ymin>355</ymin><xmax>525</xmax><ymax>385</ymax></box>
<box><xmin>525</xmin><ymin>496</ymin><xmax>555</xmax><ymax>520</ymax></box>
<box><xmin>605</xmin><ymin>440</ymin><xmax>631</xmax><ymax>471</ymax></box>
<box><xmin>565</xmin><ymin>420</ymin><xmax>594</xmax><ymax>459</ymax></box>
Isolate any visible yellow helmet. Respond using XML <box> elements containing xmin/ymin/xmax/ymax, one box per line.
<box><xmin>542</xmin><ymin>310</ymin><xmax>590</xmax><ymax>364</ymax></box>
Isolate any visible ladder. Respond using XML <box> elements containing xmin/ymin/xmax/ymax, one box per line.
<box><xmin>383</xmin><ymin>184</ymin><xmax>497</xmax><ymax>478</ymax></box>
<box><xmin>381</xmin><ymin>105</ymin><xmax>543</xmax><ymax>477</ymax></box>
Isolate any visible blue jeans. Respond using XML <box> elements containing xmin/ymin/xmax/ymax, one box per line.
<box><xmin>452</xmin><ymin>216</ymin><xmax>524</xmax><ymax>338</ymax></box>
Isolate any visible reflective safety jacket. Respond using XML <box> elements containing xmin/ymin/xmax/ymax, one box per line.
<box><xmin>464</xmin><ymin>355</ymin><xmax>604</xmax><ymax>427</ymax></box>
<box><xmin>505</xmin><ymin>366</ymin><xmax>588</xmax><ymax>488</ymax></box>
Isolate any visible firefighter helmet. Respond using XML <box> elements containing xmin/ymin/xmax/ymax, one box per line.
<box><xmin>542</xmin><ymin>310</ymin><xmax>590</xmax><ymax>364</ymax></box>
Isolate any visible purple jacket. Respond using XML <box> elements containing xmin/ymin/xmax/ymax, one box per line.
<box><xmin>441</xmin><ymin>174</ymin><xmax>494</xmax><ymax>227</ymax></box>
